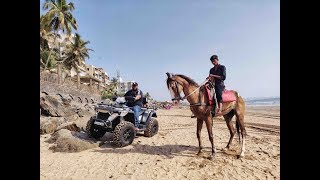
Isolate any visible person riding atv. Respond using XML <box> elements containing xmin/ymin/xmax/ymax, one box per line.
<box><xmin>124</xmin><ymin>82</ymin><xmax>143</xmax><ymax>131</ymax></box>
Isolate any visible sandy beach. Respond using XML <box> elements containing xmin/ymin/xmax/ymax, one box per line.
<box><xmin>40</xmin><ymin>105</ymin><xmax>280</xmax><ymax>180</ymax></box>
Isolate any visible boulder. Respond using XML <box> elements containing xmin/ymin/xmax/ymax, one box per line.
<box><xmin>40</xmin><ymin>117</ymin><xmax>66</xmax><ymax>134</ymax></box>
<box><xmin>40</xmin><ymin>95</ymin><xmax>75</xmax><ymax>117</ymax></box>
<box><xmin>47</xmin><ymin>129</ymin><xmax>98</xmax><ymax>152</ymax></box>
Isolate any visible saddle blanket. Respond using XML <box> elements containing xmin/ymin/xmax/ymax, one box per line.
<box><xmin>205</xmin><ymin>87</ymin><xmax>237</xmax><ymax>104</ymax></box>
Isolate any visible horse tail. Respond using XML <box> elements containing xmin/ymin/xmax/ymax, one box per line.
<box><xmin>234</xmin><ymin>91</ymin><xmax>242</xmax><ymax>142</ymax></box>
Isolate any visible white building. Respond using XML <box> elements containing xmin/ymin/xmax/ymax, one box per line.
<box><xmin>116</xmin><ymin>76</ymin><xmax>135</xmax><ymax>94</ymax></box>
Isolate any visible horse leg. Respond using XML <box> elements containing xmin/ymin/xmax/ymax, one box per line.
<box><xmin>235</xmin><ymin>111</ymin><xmax>246</xmax><ymax>158</ymax></box>
<box><xmin>196</xmin><ymin>118</ymin><xmax>204</xmax><ymax>155</ymax></box>
<box><xmin>223</xmin><ymin>110</ymin><xmax>235</xmax><ymax>150</ymax></box>
<box><xmin>205</xmin><ymin>117</ymin><xmax>216</xmax><ymax>159</ymax></box>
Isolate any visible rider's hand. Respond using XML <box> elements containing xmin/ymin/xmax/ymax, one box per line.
<box><xmin>135</xmin><ymin>95</ymin><xmax>141</xmax><ymax>100</ymax></box>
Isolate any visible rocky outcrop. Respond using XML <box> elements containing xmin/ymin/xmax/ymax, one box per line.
<box><xmin>40</xmin><ymin>94</ymin><xmax>96</xmax><ymax>134</ymax></box>
<box><xmin>40</xmin><ymin>80</ymin><xmax>101</xmax><ymax>104</ymax></box>
<box><xmin>40</xmin><ymin>95</ymin><xmax>75</xmax><ymax>117</ymax></box>
<box><xmin>40</xmin><ymin>117</ymin><xmax>66</xmax><ymax>134</ymax></box>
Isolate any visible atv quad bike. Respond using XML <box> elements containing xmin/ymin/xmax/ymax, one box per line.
<box><xmin>86</xmin><ymin>96</ymin><xmax>158</xmax><ymax>147</ymax></box>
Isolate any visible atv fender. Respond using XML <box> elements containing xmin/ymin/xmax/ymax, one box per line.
<box><xmin>107</xmin><ymin>113</ymin><xmax>120</xmax><ymax>121</ymax></box>
<box><xmin>146</xmin><ymin>111</ymin><xmax>157</xmax><ymax>125</ymax></box>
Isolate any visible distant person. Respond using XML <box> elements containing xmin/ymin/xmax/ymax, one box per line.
<box><xmin>124</xmin><ymin>82</ymin><xmax>143</xmax><ymax>131</ymax></box>
<box><xmin>207</xmin><ymin>55</ymin><xmax>226</xmax><ymax>116</ymax></box>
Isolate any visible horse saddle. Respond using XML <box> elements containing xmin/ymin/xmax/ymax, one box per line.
<box><xmin>205</xmin><ymin>86</ymin><xmax>237</xmax><ymax>104</ymax></box>
<box><xmin>222</xmin><ymin>90</ymin><xmax>237</xmax><ymax>102</ymax></box>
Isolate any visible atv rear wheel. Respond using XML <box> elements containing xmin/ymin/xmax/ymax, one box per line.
<box><xmin>86</xmin><ymin>117</ymin><xmax>107</xmax><ymax>139</ymax></box>
<box><xmin>113</xmin><ymin>121</ymin><xmax>135</xmax><ymax>147</ymax></box>
<box><xmin>144</xmin><ymin>118</ymin><xmax>158</xmax><ymax>137</ymax></box>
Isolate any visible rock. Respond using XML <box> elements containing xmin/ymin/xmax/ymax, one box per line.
<box><xmin>40</xmin><ymin>95</ymin><xmax>96</xmax><ymax>135</ymax></box>
<box><xmin>61</xmin><ymin>97</ymin><xmax>72</xmax><ymax>106</ymax></box>
<box><xmin>76</xmin><ymin>104</ymin><xmax>94</xmax><ymax>117</ymax></box>
<box><xmin>65</xmin><ymin>114</ymin><xmax>79</xmax><ymax>122</ymax></box>
<box><xmin>56</xmin><ymin>122</ymin><xmax>81</xmax><ymax>132</ymax></box>
<box><xmin>47</xmin><ymin>129</ymin><xmax>98</xmax><ymax>152</ymax></box>
<box><xmin>40</xmin><ymin>117</ymin><xmax>66</xmax><ymax>134</ymax></box>
<box><xmin>40</xmin><ymin>95</ymin><xmax>76</xmax><ymax>117</ymax></box>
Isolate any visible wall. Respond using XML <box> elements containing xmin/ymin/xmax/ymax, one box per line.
<box><xmin>40</xmin><ymin>72</ymin><xmax>101</xmax><ymax>103</ymax></box>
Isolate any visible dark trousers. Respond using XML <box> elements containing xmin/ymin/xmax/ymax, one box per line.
<box><xmin>214</xmin><ymin>84</ymin><xmax>225</xmax><ymax>103</ymax></box>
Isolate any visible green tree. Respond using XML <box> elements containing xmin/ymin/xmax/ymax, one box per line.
<box><xmin>42</xmin><ymin>0</ymin><xmax>78</xmax><ymax>71</ymax></box>
<box><xmin>63</xmin><ymin>33</ymin><xmax>93</xmax><ymax>88</ymax></box>
<box><xmin>40</xmin><ymin>28</ymin><xmax>60</xmax><ymax>69</ymax></box>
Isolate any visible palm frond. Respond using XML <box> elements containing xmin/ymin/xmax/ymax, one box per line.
<box><xmin>68</xmin><ymin>2</ymin><xmax>75</xmax><ymax>11</ymax></box>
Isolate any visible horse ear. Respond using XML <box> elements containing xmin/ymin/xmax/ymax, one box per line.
<box><xmin>166</xmin><ymin>72</ymin><xmax>172</xmax><ymax>78</ymax></box>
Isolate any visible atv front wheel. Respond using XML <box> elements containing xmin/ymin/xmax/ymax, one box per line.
<box><xmin>113</xmin><ymin>121</ymin><xmax>135</xmax><ymax>147</ymax></box>
<box><xmin>86</xmin><ymin>117</ymin><xmax>107</xmax><ymax>139</ymax></box>
<box><xmin>144</xmin><ymin>118</ymin><xmax>159</xmax><ymax>137</ymax></box>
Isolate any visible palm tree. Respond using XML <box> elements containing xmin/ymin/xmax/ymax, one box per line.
<box><xmin>111</xmin><ymin>77</ymin><xmax>118</xmax><ymax>84</ymax></box>
<box><xmin>40</xmin><ymin>28</ymin><xmax>61</xmax><ymax>69</ymax></box>
<box><xmin>63</xmin><ymin>33</ymin><xmax>93</xmax><ymax>88</ymax></box>
<box><xmin>42</xmin><ymin>0</ymin><xmax>78</xmax><ymax>70</ymax></box>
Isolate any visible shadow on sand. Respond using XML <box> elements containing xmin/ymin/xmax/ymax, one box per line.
<box><xmin>93</xmin><ymin>143</ymin><xmax>202</xmax><ymax>159</ymax></box>
<box><xmin>67</xmin><ymin>130</ymin><xmax>238</xmax><ymax>159</ymax></box>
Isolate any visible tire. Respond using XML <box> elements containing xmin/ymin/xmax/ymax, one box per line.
<box><xmin>113</xmin><ymin>121</ymin><xmax>135</xmax><ymax>147</ymax></box>
<box><xmin>144</xmin><ymin>118</ymin><xmax>159</xmax><ymax>137</ymax></box>
<box><xmin>86</xmin><ymin>117</ymin><xmax>107</xmax><ymax>139</ymax></box>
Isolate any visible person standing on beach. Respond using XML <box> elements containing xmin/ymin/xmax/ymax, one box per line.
<box><xmin>207</xmin><ymin>54</ymin><xmax>226</xmax><ymax>116</ymax></box>
<box><xmin>124</xmin><ymin>82</ymin><xmax>144</xmax><ymax>131</ymax></box>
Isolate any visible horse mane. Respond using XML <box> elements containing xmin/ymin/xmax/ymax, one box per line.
<box><xmin>166</xmin><ymin>74</ymin><xmax>199</xmax><ymax>88</ymax></box>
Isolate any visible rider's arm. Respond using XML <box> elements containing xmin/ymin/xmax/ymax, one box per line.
<box><xmin>135</xmin><ymin>90</ymin><xmax>143</xmax><ymax>100</ymax></box>
<box><xmin>124</xmin><ymin>90</ymin><xmax>131</xmax><ymax>97</ymax></box>
<box><xmin>209</xmin><ymin>66</ymin><xmax>226</xmax><ymax>80</ymax></box>
<box><xmin>209</xmin><ymin>74</ymin><xmax>221</xmax><ymax>79</ymax></box>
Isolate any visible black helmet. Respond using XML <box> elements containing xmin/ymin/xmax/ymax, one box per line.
<box><xmin>210</xmin><ymin>55</ymin><xmax>218</xmax><ymax>61</ymax></box>
<box><xmin>132</xmin><ymin>82</ymin><xmax>138</xmax><ymax>86</ymax></box>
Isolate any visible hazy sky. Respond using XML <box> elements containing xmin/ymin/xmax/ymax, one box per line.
<box><xmin>40</xmin><ymin>0</ymin><xmax>280</xmax><ymax>101</ymax></box>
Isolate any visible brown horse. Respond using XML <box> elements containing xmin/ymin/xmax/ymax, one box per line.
<box><xmin>165</xmin><ymin>72</ymin><xmax>246</xmax><ymax>159</ymax></box>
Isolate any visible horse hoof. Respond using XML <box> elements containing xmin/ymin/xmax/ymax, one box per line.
<box><xmin>207</xmin><ymin>154</ymin><xmax>215</xmax><ymax>160</ymax></box>
<box><xmin>197</xmin><ymin>152</ymin><xmax>203</xmax><ymax>156</ymax></box>
<box><xmin>237</xmin><ymin>154</ymin><xmax>245</xmax><ymax>159</ymax></box>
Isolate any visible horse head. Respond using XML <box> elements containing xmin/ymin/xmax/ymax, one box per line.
<box><xmin>166</xmin><ymin>72</ymin><xmax>184</xmax><ymax>104</ymax></box>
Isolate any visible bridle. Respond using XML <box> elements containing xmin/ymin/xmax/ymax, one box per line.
<box><xmin>170</xmin><ymin>81</ymin><xmax>183</xmax><ymax>101</ymax></box>
<box><xmin>169</xmin><ymin>79</ymin><xmax>209</xmax><ymax>102</ymax></box>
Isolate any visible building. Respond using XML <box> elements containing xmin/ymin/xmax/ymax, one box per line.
<box><xmin>45</xmin><ymin>33</ymin><xmax>111</xmax><ymax>92</ymax></box>
<box><xmin>117</xmin><ymin>80</ymin><xmax>136</xmax><ymax>94</ymax></box>
<box><xmin>70</xmin><ymin>63</ymin><xmax>110</xmax><ymax>90</ymax></box>
<box><xmin>115</xmin><ymin>72</ymin><xmax>135</xmax><ymax>94</ymax></box>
